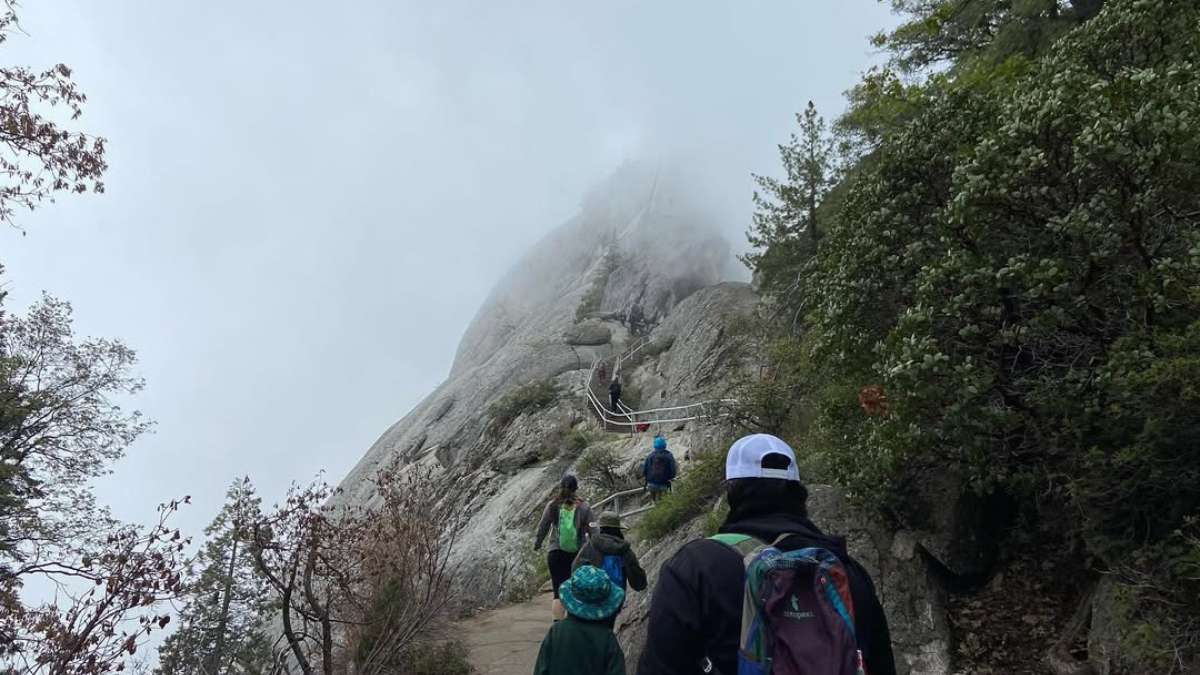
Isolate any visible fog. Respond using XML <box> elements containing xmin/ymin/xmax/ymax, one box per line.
<box><xmin>0</xmin><ymin>1</ymin><xmax>896</xmax><ymax>536</ymax></box>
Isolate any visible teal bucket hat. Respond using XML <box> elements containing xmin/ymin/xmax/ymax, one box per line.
<box><xmin>559</xmin><ymin>565</ymin><xmax>625</xmax><ymax>621</ymax></box>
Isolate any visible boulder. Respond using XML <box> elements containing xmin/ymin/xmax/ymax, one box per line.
<box><xmin>563</xmin><ymin>320</ymin><xmax>613</xmax><ymax>346</ymax></box>
<box><xmin>490</xmin><ymin>450</ymin><xmax>539</xmax><ymax>474</ymax></box>
<box><xmin>656</xmin><ymin>282</ymin><xmax>758</xmax><ymax>406</ymax></box>
<box><xmin>901</xmin><ymin>464</ymin><xmax>1010</xmax><ymax>580</ymax></box>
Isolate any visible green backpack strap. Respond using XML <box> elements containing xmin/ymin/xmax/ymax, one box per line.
<box><xmin>709</xmin><ymin>533</ymin><xmax>765</xmax><ymax>558</ymax></box>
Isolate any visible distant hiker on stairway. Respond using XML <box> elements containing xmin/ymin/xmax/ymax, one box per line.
<box><xmin>642</xmin><ymin>435</ymin><xmax>677</xmax><ymax>503</ymax></box>
<box><xmin>636</xmin><ymin>434</ymin><xmax>896</xmax><ymax>675</ymax></box>
<box><xmin>535</xmin><ymin>474</ymin><xmax>597</xmax><ymax>621</ymax></box>
<box><xmin>609</xmin><ymin>375</ymin><xmax>622</xmax><ymax>413</ymax></box>
<box><xmin>597</xmin><ymin>361</ymin><xmax>607</xmax><ymax>384</ymax></box>
<box><xmin>629</xmin><ymin>303</ymin><xmax>645</xmax><ymax>335</ymax></box>
<box><xmin>572</xmin><ymin>511</ymin><xmax>648</xmax><ymax>628</ymax></box>
<box><xmin>534</xmin><ymin>565</ymin><xmax>627</xmax><ymax>675</ymax></box>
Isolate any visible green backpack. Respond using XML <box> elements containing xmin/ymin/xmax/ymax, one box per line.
<box><xmin>557</xmin><ymin>503</ymin><xmax>579</xmax><ymax>553</ymax></box>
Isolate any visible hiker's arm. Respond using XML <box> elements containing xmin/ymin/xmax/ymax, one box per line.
<box><xmin>851</xmin><ymin>563</ymin><xmax>898</xmax><ymax>675</ymax></box>
<box><xmin>534</xmin><ymin>504</ymin><xmax>552</xmax><ymax>550</ymax></box>
<box><xmin>668</xmin><ymin>454</ymin><xmax>677</xmax><ymax>480</ymax></box>
<box><xmin>637</xmin><ymin>550</ymin><xmax>705</xmax><ymax>674</ymax></box>
<box><xmin>624</xmin><ymin>549</ymin><xmax>648</xmax><ymax>592</ymax></box>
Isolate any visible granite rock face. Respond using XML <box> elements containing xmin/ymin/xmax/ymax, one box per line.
<box><xmin>563</xmin><ymin>320</ymin><xmax>613</xmax><ymax>347</ymax></box>
<box><xmin>336</xmin><ymin>164</ymin><xmax>955</xmax><ymax>674</ymax></box>
<box><xmin>333</xmin><ymin>164</ymin><xmax>732</xmax><ymax>607</ymax></box>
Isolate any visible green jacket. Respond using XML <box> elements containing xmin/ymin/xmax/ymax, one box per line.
<box><xmin>534</xmin><ymin>616</ymin><xmax>626</xmax><ymax>675</ymax></box>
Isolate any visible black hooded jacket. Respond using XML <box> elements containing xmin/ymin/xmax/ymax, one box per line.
<box><xmin>636</xmin><ymin>512</ymin><xmax>896</xmax><ymax>675</ymax></box>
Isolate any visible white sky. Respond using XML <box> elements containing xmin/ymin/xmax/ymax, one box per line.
<box><xmin>0</xmin><ymin>0</ymin><xmax>897</xmax><ymax>537</ymax></box>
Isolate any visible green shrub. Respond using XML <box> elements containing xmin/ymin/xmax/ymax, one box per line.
<box><xmin>638</xmin><ymin>447</ymin><xmax>727</xmax><ymax>541</ymax></box>
<box><xmin>744</xmin><ymin>0</ymin><xmax>1200</xmax><ymax>665</ymax></box>
<box><xmin>487</xmin><ymin>380</ymin><xmax>561</xmax><ymax>429</ymax></box>
<box><xmin>702</xmin><ymin>500</ymin><xmax>730</xmax><ymax>538</ymax></box>
<box><xmin>568</xmin><ymin>430</ymin><xmax>591</xmax><ymax>454</ymax></box>
<box><xmin>618</xmin><ymin>380</ymin><xmax>642</xmax><ymax>410</ymax></box>
<box><xmin>401</xmin><ymin>639</ymin><xmax>475</xmax><ymax>675</ymax></box>
<box><xmin>534</xmin><ymin>423</ymin><xmax>594</xmax><ymax>462</ymax></box>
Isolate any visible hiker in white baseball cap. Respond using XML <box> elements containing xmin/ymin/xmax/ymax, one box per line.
<box><xmin>724</xmin><ymin>433</ymin><xmax>802</xmax><ymax>482</ymax></box>
<box><xmin>636</xmin><ymin>434</ymin><xmax>897</xmax><ymax>675</ymax></box>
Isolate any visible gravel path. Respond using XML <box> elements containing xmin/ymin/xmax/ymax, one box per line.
<box><xmin>459</xmin><ymin>594</ymin><xmax>551</xmax><ymax>675</ymax></box>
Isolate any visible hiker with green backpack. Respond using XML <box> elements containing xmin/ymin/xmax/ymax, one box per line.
<box><xmin>572</xmin><ymin>511</ymin><xmax>648</xmax><ymax>628</ymax></box>
<box><xmin>534</xmin><ymin>474</ymin><xmax>597</xmax><ymax>621</ymax></box>
<box><xmin>636</xmin><ymin>434</ymin><xmax>896</xmax><ymax>675</ymax></box>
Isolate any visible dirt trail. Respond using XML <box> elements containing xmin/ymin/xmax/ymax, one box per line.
<box><xmin>458</xmin><ymin>594</ymin><xmax>551</xmax><ymax>675</ymax></box>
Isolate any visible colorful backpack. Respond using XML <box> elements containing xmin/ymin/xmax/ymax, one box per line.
<box><xmin>710</xmin><ymin>533</ymin><xmax>867</xmax><ymax>675</ymax></box>
<box><xmin>557</xmin><ymin>503</ymin><xmax>579</xmax><ymax>553</ymax></box>
<box><xmin>601</xmin><ymin>553</ymin><xmax>626</xmax><ymax>587</ymax></box>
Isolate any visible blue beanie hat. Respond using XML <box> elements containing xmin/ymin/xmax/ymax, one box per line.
<box><xmin>653</xmin><ymin>436</ymin><xmax>666</xmax><ymax>450</ymax></box>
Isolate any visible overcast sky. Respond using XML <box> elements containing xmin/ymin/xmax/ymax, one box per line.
<box><xmin>1</xmin><ymin>1</ymin><xmax>896</xmax><ymax>536</ymax></box>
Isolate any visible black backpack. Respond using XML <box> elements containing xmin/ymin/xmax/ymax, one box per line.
<box><xmin>647</xmin><ymin>451</ymin><xmax>672</xmax><ymax>485</ymax></box>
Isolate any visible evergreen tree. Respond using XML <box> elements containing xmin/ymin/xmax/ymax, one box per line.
<box><xmin>156</xmin><ymin>479</ymin><xmax>273</xmax><ymax>675</ymax></box>
<box><xmin>742</xmin><ymin>101</ymin><xmax>837</xmax><ymax>327</ymax></box>
<box><xmin>874</xmin><ymin>0</ymin><xmax>1109</xmax><ymax>74</ymax></box>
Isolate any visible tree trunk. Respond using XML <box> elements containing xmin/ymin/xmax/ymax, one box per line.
<box><xmin>1046</xmin><ymin>582</ymin><xmax>1098</xmax><ymax>675</ymax></box>
<box><xmin>251</xmin><ymin>545</ymin><xmax>314</xmax><ymax>675</ymax></box>
<box><xmin>205</xmin><ymin>535</ymin><xmax>240</xmax><ymax>675</ymax></box>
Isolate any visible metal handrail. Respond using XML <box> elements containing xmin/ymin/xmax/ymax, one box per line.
<box><xmin>614</xmin><ymin>335</ymin><xmax>652</xmax><ymax>376</ymax></box>
<box><xmin>585</xmin><ymin>381</ymin><xmax>735</xmax><ymax>427</ymax></box>
<box><xmin>592</xmin><ymin>486</ymin><xmax>655</xmax><ymax>520</ymax></box>
<box><xmin>593</xmin><ymin>486</ymin><xmax>647</xmax><ymax>511</ymax></box>
<box><xmin>584</xmin><ymin>335</ymin><xmax>738</xmax><ymax>432</ymax></box>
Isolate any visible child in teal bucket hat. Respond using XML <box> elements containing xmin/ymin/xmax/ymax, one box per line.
<box><xmin>534</xmin><ymin>566</ymin><xmax>626</xmax><ymax>675</ymax></box>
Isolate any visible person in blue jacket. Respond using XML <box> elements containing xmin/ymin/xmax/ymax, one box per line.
<box><xmin>641</xmin><ymin>435</ymin><xmax>677</xmax><ymax>503</ymax></box>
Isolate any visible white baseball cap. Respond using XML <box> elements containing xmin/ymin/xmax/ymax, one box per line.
<box><xmin>724</xmin><ymin>434</ymin><xmax>801</xmax><ymax>482</ymax></box>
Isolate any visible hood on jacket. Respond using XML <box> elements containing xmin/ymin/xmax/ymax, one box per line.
<box><xmin>590</xmin><ymin>532</ymin><xmax>632</xmax><ymax>556</ymax></box>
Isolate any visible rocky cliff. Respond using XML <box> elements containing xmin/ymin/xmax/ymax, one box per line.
<box><xmin>334</xmin><ymin>162</ymin><xmax>736</xmax><ymax>598</ymax></box>
<box><xmin>336</xmin><ymin>164</ymin><xmax>956</xmax><ymax>674</ymax></box>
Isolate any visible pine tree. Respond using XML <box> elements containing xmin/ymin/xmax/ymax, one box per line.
<box><xmin>741</xmin><ymin>101</ymin><xmax>836</xmax><ymax>327</ymax></box>
<box><xmin>156</xmin><ymin>479</ymin><xmax>273</xmax><ymax>675</ymax></box>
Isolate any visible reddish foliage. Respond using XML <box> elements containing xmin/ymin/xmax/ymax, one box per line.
<box><xmin>2</xmin><ymin>500</ymin><xmax>191</xmax><ymax>675</ymax></box>
<box><xmin>857</xmin><ymin>384</ymin><xmax>888</xmax><ymax>416</ymax></box>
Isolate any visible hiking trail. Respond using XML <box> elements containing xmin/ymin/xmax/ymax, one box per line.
<box><xmin>458</xmin><ymin>593</ymin><xmax>550</xmax><ymax>675</ymax></box>
<box><xmin>456</xmin><ymin>332</ymin><xmax>733</xmax><ymax>673</ymax></box>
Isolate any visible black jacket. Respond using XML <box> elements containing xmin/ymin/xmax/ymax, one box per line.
<box><xmin>636</xmin><ymin>512</ymin><xmax>896</xmax><ymax>675</ymax></box>
<box><xmin>609</xmin><ymin>380</ymin><xmax>622</xmax><ymax>398</ymax></box>
<box><xmin>573</xmin><ymin>532</ymin><xmax>649</xmax><ymax>594</ymax></box>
